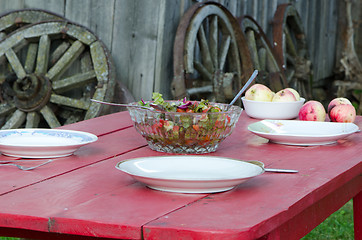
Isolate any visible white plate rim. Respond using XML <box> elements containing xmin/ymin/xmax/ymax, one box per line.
<box><xmin>0</xmin><ymin>129</ymin><xmax>98</xmax><ymax>158</ymax></box>
<box><xmin>247</xmin><ymin>120</ymin><xmax>359</xmax><ymax>145</ymax></box>
<box><xmin>116</xmin><ymin>156</ymin><xmax>264</xmax><ymax>181</ymax></box>
<box><xmin>115</xmin><ymin>156</ymin><xmax>264</xmax><ymax>193</ymax></box>
<box><xmin>0</xmin><ymin>128</ymin><xmax>98</xmax><ymax>147</ymax></box>
<box><xmin>248</xmin><ymin>120</ymin><xmax>359</xmax><ymax>138</ymax></box>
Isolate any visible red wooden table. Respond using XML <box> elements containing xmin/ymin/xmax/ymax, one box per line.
<box><xmin>0</xmin><ymin>111</ymin><xmax>360</xmax><ymax>240</ymax></box>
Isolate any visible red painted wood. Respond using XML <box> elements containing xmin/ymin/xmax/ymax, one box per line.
<box><xmin>260</xmin><ymin>176</ymin><xmax>361</xmax><ymax>240</ymax></box>
<box><xmin>0</xmin><ymin>112</ymin><xmax>360</xmax><ymax>240</ymax></box>
<box><xmin>58</xmin><ymin>111</ymin><xmax>134</xmax><ymax>136</ymax></box>
<box><xmin>0</xmin><ymin>150</ymin><xmax>205</xmax><ymax>239</ymax></box>
<box><xmin>355</xmin><ymin>191</ymin><xmax>362</xmax><ymax>240</ymax></box>
<box><xmin>142</xmin><ymin>115</ymin><xmax>362</xmax><ymax>239</ymax></box>
<box><xmin>0</xmin><ymin>126</ymin><xmax>146</xmax><ymax>195</ymax></box>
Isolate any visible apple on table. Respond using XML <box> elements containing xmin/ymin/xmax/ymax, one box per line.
<box><xmin>298</xmin><ymin>100</ymin><xmax>326</xmax><ymax>121</ymax></box>
<box><xmin>328</xmin><ymin>97</ymin><xmax>356</xmax><ymax>123</ymax></box>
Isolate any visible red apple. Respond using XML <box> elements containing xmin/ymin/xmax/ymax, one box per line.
<box><xmin>329</xmin><ymin>104</ymin><xmax>356</xmax><ymax>123</ymax></box>
<box><xmin>298</xmin><ymin>100</ymin><xmax>326</xmax><ymax>121</ymax></box>
<box><xmin>327</xmin><ymin>97</ymin><xmax>352</xmax><ymax>113</ymax></box>
<box><xmin>272</xmin><ymin>89</ymin><xmax>297</xmax><ymax>102</ymax></box>
<box><xmin>285</xmin><ymin>88</ymin><xmax>300</xmax><ymax>101</ymax></box>
<box><xmin>245</xmin><ymin>84</ymin><xmax>274</xmax><ymax>102</ymax></box>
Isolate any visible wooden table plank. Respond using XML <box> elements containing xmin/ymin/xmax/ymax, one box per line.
<box><xmin>0</xmin><ymin>117</ymin><xmax>144</xmax><ymax>195</ymax></box>
<box><xmin>58</xmin><ymin>111</ymin><xmax>134</xmax><ymax>136</ymax></box>
<box><xmin>0</xmin><ymin>112</ymin><xmax>360</xmax><ymax>240</ymax></box>
<box><xmin>142</xmin><ymin>116</ymin><xmax>362</xmax><ymax>239</ymax></box>
<box><xmin>0</xmin><ymin>149</ymin><xmax>205</xmax><ymax>239</ymax></box>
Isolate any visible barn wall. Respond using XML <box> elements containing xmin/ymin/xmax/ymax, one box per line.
<box><xmin>0</xmin><ymin>0</ymin><xmax>355</xmax><ymax>101</ymax></box>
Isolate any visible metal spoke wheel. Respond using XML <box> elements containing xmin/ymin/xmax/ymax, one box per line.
<box><xmin>238</xmin><ymin>16</ymin><xmax>287</xmax><ymax>92</ymax></box>
<box><xmin>171</xmin><ymin>1</ymin><xmax>253</xmax><ymax>104</ymax></box>
<box><xmin>0</xmin><ymin>20</ymin><xmax>115</xmax><ymax>129</ymax></box>
<box><xmin>272</xmin><ymin>4</ymin><xmax>313</xmax><ymax>99</ymax></box>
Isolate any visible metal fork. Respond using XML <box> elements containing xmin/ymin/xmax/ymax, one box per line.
<box><xmin>0</xmin><ymin>159</ymin><xmax>53</xmax><ymax>170</ymax></box>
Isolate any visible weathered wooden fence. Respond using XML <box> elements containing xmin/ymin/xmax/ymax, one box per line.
<box><xmin>0</xmin><ymin>0</ymin><xmax>361</xmax><ymax>101</ymax></box>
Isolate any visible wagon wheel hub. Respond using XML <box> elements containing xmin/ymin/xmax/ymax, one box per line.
<box><xmin>13</xmin><ymin>74</ymin><xmax>52</xmax><ymax>112</ymax></box>
<box><xmin>0</xmin><ymin>16</ymin><xmax>116</xmax><ymax>129</ymax></box>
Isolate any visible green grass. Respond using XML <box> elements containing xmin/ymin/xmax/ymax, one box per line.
<box><xmin>0</xmin><ymin>201</ymin><xmax>354</xmax><ymax>240</ymax></box>
<box><xmin>302</xmin><ymin>200</ymin><xmax>354</xmax><ymax>240</ymax></box>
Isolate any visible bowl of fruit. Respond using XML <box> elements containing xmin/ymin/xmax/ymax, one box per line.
<box><xmin>241</xmin><ymin>84</ymin><xmax>305</xmax><ymax>119</ymax></box>
<box><xmin>126</xmin><ymin>93</ymin><xmax>242</xmax><ymax>154</ymax></box>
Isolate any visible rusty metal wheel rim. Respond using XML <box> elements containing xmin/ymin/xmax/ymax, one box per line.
<box><xmin>272</xmin><ymin>4</ymin><xmax>313</xmax><ymax>99</ymax></box>
<box><xmin>0</xmin><ymin>20</ymin><xmax>115</xmax><ymax>129</ymax></box>
<box><xmin>172</xmin><ymin>1</ymin><xmax>253</xmax><ymax>104</ymax></box>
<box><xmin>238</xmin><ymin>16</ymin><xmax>287</xmax><ymax>92</ymax></box>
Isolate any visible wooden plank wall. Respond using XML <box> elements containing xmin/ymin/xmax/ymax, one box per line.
<box><xmin>0</xmin><ymin>0</ymin><xmax>356</xmax><ymax>101</ymax></box>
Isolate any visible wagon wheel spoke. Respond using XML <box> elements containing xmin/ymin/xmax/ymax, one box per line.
<box><xmin>0</xmin><ymin>19</ymin><xmax>115</xmax><ymax>129</ymax></box>
<box><xmin>209</xmin><ymin>16</ymin><xmax>218</xmax><ymax>69</ymax></box>
<box><xmin>272</xmin><ymin>4</ymin><xmax>313</xmax><ymax>99</ymax></box>
<box><xmin>35</xmin><ymin>35</ymin><xmax>51</xmax><ymax>74</ymax></box>
<box><xmin>1</xmin><ymin>109</ymin><xmax>26</xmax><ymax>129</ymax></box>
<box><xmin>245</xmin><ymin>30</ymin><xmax>260</xmax><ymax>70</ymax></box>
<box><xmin>39</xmin><ymin>105</ymin><xmax>61</xmax><ymax>128</ymax></box>
<box><xmin>50</xmin><ymin>94</ymin><xmax>90</xmax><ymax>110</ymax></box>
<box><xmin>46</xmin><ymin>40</ymin><xmax>85</xmax><ymax>81</ymax></box>
<box><xmin>186</xmin><ymin>85</ymin><xmax>213</xmax><ymax>96</ymax></box>
<box><xmin>172</xmin><ymin>2</ymin><xmax>252</xmax><ymax>104</ymax></box>
<box><xmin>285</xmin><ymin>68</ymin><xmax>295</xmax><ymax>84</ymax></box>
<box><xmin>239</xmin><ymin>16</ymin><xmax>287</xmax><ymax>92</ymax></box>
<box><xmin>286</xmin><ymin>53</ymin><xmax>296</xmax><ymax>66</ymax></box>
<box><xmin>258</xmin><ymin>48</ymin><xmax>267</xmax><ymax>71</ymax></box>
<box><xmin>5</xmin><ymin>48</ymin><xmax>27</xmax><ymax>79</ymax></box>
<box><xmin>52</xmin><ymin>71</ymin><xmax>96</xmax><ymax>94</ymax></box>
<box><xmin>0</xmin><ymin>103</ymin><xmax>16</xmax><ymax>116</ymax></box>
<box><xmin>24</xmin><ymin>43</ymin><xmax>38</xmax><ymax>73</ymax></box>
<box><xmin>219</xmin><ymin>35</ymin><xmax>231</xmax><ymax>70</ymax></box>
<box><xmin>194</xmin><ymin>61</ymin><xmax>213</xmax><ymax>81</ymax></box>
<box><xmin>284</xmin><ymin>27</ymin><xmax>298</xmax><ymax>58</ymax></box>
<box><xmin>26</xmin><ymin>112</ymin><xmax>40</xmax><ymax>128</ymax></box>
<box><xmin>49</xmin><ymin>42</ymin><xmax>71</xmax><ymax>67</ymax></box>
<box><xmin>197</xmin><ymin>25</ymin><xmax>214</xmax><ymax>73</ymax></box>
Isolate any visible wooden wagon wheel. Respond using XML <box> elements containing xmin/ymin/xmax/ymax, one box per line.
<box><xmin>272</xmin><ymin>4</ymin><xmax>313</xmax><ymax>99</ymax></box>
<box><xmin>171</xmin><ymin>1</ymin><xmax>254</xmax><ymax>103</ymax></box>
<box><xmin>0</xmin><ymin>9</ymin><xmax>64</xmax><ymax>41</ymax></box>
<box><xmin>0</xmin><ymin>20</ymin><xmax>115</xmax><ymax>129</ymax></box>
<box><xmin>238</xmin><ymin>16</ymin><xmax>287</xmax><ymax>92</ymax></box>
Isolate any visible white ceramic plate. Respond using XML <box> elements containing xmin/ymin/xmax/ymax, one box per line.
<box><xmin>116</xmin><ymin>156</ymin><xmax>264</xmax><ymax>193</ymax></box>
<box><xmin>248</xmin><ymin>120</ymin><xmax>360</xmax><ymax>146</ymax></box>
<box><xmin>0</xmin><ymin>129</ymin><xmax>98</xmax><ymax>158</ymax></box>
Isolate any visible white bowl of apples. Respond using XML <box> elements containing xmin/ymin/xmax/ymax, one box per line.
<box><xmin>241</xmin><ymin>84</ymin><xmax>305</xmax><ymax>120</ymax></box>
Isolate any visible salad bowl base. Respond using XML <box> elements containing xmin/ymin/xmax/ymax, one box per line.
<box><xmin>147</xmin><ymin>141</ymin><xmax>220</xmax><ymax>154</ymax></box>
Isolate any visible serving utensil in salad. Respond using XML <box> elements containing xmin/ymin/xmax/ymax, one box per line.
<box><xmin>93</xmin><ymin>69</ymin><xmax>258</xmax><ymax>112</ymax></box>
<box><xmin>90</xmin><ymin>99</ymin><xmax>158</xmax><ymax>110</ymax></box>
<box><xmin>227</xmin><ymin>70</ymin><xmax>258</xmax><ymax>111</ymax></box>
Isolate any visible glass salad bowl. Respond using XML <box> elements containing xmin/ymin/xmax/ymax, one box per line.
<box><xmin>127</xmin><ymin>101</ymin><xmax>242</xmax><ymax>154</ymax></box>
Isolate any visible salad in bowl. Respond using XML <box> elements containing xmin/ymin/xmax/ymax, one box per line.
<box><xmin>126</xmin><ymin>93</ymin><xmax>242</xmax><ymax>154</ymax></box>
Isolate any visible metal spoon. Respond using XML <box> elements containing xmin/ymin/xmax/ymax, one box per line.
<box><xmin>264</xmin><ymin>168</ymin><xmax>298</xmax><ymax>173</ymax></box>
<box><xmin>247</xmin><ymin>160</ymin><xmax>298</xmax><ymax>173</ymax></box>
<box><xmin>227</xmin><ymin>70</ymin><xmax>258</xmax><ymax>110</ymax></box>
<box><xmin>0</xmin><ymin>159</ymin><xmax>53</xmax><ymax>171</ymax></box>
